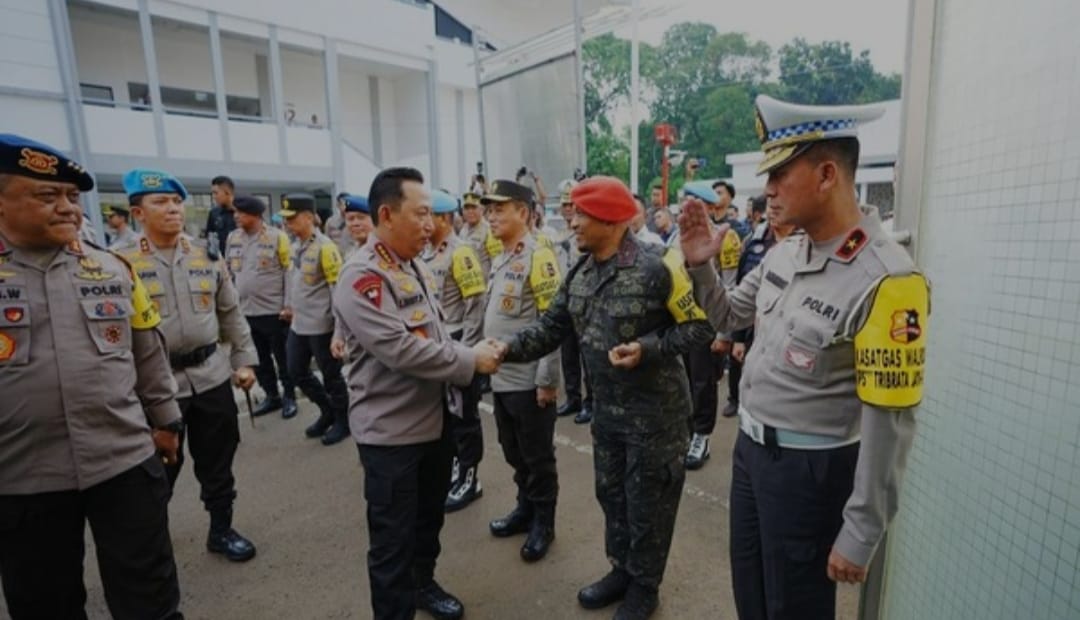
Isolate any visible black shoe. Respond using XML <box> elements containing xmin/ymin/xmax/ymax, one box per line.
<box><xmin>489</xmin><ymin>504</ymin><xmax>533</xmax><ymax>538</ymax></box>
<box><xmin>304</xmin><ymin>409</ymin><xmax>334</xmax><ymax>438</ymax></box>
<box><xmin>557</xmin><ymin>400</ymin><xmax>582</xmax><ymax>417</ymax></box>
<box><xmin>251</xmin><ymin>395</ymin><xmax>282</xmax><ymax>417</ymax></box>
<box><xmin>321</xmin><ymin>411</ymin><xmax>350</xmax><ymax>446</ymax></box>
<box><xmin>613</xmin><ymin>583</ymin><xmax>659</xmax><ymax>620</ymax></box>
<box><xmin>207</xmin><ymin>528</ymin><xmax>257</xmax><ymax>562</ymax></box>
<box><xmin>574</xmin><ymin>405</ymin><xmax>593</xmax><ymax>425</ymax></box>
<box><xmin>416</xmin><ymin>581</ymin><xmax>464</xmax><ymax>620</ymax></box>
<box><xmin>577</xmin><ymin>569</ymin><xmax>631</xmax><ymax>609</ymax></box>
<box><xmin>721</xmin><ymin>400</ymin><xmax>738</xmax><ymax>418</ymax></box>
<box><xmin>445</xmin><ymin>467</ymin><xmax>482</xmax><ymax>513</ymax></box>
<box><xmin>282</xmin><ymin>396</ymin><xmax>298</xmax><ymax>419</ymax></box>
<box><xmin>520</xmin><ymin>520</ymin><xmax>554</xmax><ymax>562</ymax></box>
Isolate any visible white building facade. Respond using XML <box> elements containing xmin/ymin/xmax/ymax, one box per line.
<box><xmin>1</xmin><ymin>0</ymin><xmax>485</xmax><ymax>235</ymax></box>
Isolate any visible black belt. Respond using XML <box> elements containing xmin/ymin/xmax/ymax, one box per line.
<box><xmin>170</xmin><ymin>343</ymin><xmax>217</xmax><ymax>369</ymax></box>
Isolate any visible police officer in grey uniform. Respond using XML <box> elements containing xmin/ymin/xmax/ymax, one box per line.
<box><xmin>332</xmin><ymin>166</ymin><xmax>503</xmax><ymax>620</ymax></box>
<box><xmin>118</xmin><ymin>167</ymin><xmax>260</xmax><ymax>563</ymax></box>
<box><xmin>0</xmin><ymin>134</ymin><xmax>183</xmax><ymax>618</ymax></box>
<box><xmin>482</xmin><ymin>179</ymin><xmax>563</xmax><ymax>563</ymax></box>
<box><xmin>104</xmin><ymin>204</ymin><xmax>138</xmax><ymax>249</ymax></box>
<box><xmin>325</xmin><ymin>191</ymin><xmax>351</xmax><ymax>256</ymax></box>
<box><xmin>226</xmin><ymin>195</ymin><xmax>298</xmax><ymax>419</ymax></box>
<box><xmin>679</xmin><ymin>95</ymin><xmax>929</xmax><ymax>618</ymax></box>
<box><xmin>280</xmin><ymin>193</ymin><xmax>350</xmax><ymax>445</ymax></box>
<box><xmin>424</xmin><ymin>190</ymin><xmax>488</xmax><ymax>513</ymax></box>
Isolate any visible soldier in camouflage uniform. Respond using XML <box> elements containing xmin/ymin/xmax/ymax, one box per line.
<box><xmin>494</xmin><ymin>176</ymin><xmax>713</xmax><ymax>620</ymax></box>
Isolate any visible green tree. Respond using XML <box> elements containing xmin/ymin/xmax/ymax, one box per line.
<box><xmin>778</xmin><ymin>38</ymin><xmax>900</xmax><ymax>104</ymax></box>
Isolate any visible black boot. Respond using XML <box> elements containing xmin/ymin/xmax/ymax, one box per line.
<box><xmin>282</xmin><ymin>395</ymin><xmax>298</xmax><ymax>419</ymax></box>
<box><xmin>489</xmin><ymin>500</ymin><xmax>533</xmax><ymax>538</ymax></box>
<box><xmin>304</xmin><ymin>404</ymin><xmax>334</xmax><ymax>438</ymax></box>
<box><xmin>613</xmin><ymin>583</ymin><xmax>659</xmax><ymax>620</ymax></box>
<box><xmin>520</xmin><ymin>502</ymin><xmax>555</xmax><ymax>562</ymax></box>
<box><xmin>574</xmin><ymin>404</ymin><xmax>593</xmax><ymax>425</ymax></box>
<box><xmin>415</xmin><ymin>580</ymin><xmax>464</xmax><ymax>620</ymax></box>
<box><xmin>251</xmin><ymin>395</ymin><xmax>282</xmax><ymax>417</ymax></box>
<box><xmin>206</xmin><ymin>508</ymin><xmax>256</xmax><ymax>562</ymax></box>
<box><xmin>556</xmin><ymin>399</ymin><xmax>581</xmax><ymax>417</ymax></box>
<box><xmin>445</xmin><ymin>465</ymin><xmax>482</xmax><ymax>513</ymax></box>
<box><xmin>577</xmin><ymin>568</ymin><xmax>631</xmax><ymax>609</ymax></box>
<box><xmin>320</xmin><ymin>408</ymin><xmax>350</xmax><ymax>445</ymax></box>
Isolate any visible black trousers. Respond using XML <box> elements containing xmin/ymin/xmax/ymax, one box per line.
<box><xmin>246</xmin><ymin>314</ymin><xmax>294</xmax><ymax>399</ymax></box>
<box><xmin>170</xmin><ymin>379</ymin><xmax>240</xmax><ymax>513</ymax></box>
<box><xmin>560</xmin><ymin>334</ymin><xmax>592</xmax><ymax>407</ymax></box>
<box><xmin>0</xmin><ymin>457</ymin><xmax>182</xmax><ymax>620</ymax></box>
<box><xmin>448</xmin><ymin>330</ymin><xmax>484</xmax><ymax>471</ymax></box>
<box><xmin>492</xmin><ymin>390</ymin><xmax>558</xmax><ymax>504</ymax></box>
<box><xmin>358</xmin><ymin>413</ymin><xmax>454</xmax><ymax>620</ymax></box>
<box><xmin>287</xmin><ymin>329</ymin><xmax>348</xmax><ymax>415</ymax></box>
<box><xmin>685</xmin><ymin>342</ymin><xmax>722</xmax><ymax>435</ymax></box>
<box><xmin>729</xmin><ymin>432</ymin><xmax>859</xmax><ymax>620</ymax></box>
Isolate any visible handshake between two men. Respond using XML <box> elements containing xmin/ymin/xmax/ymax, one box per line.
<box><xmin>471</xmin><ymin>338</ymin><xmax>646</xmax><ymax>374</ymax></box>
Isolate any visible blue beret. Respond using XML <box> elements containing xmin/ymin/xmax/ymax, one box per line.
<box><xmin>122</xmin><ymin>168</ymin><xmax>188</xmax><ymax>200</ymax></box>
<box><xmin>431</xmin><ymin>190</ymin><xmax>459</xmax><ymax>214</ymax></box>
<box><xmin>682</xmin><ymin>181</ymin><xmax>719</xmax><ymax>205</ymax></box>
<box><xmin>344</xmin><ymin>194</ymin><xmax>369</xmax><ymax>214</ymax></box>
<box><xmin>0</xmin><ymin>133</ymin><xmax>94</xmax><ymax>191</ymax></box>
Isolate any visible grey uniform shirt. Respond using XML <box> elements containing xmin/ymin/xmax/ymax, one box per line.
<box><xmin>226</xmin><ymin>225</ymin><xmax>290</xmax><ymax>317</ymax></box>
<box><xmin>483</xmin><ymin>234</ymin><xmax>562</xmax><ymax>392</ymax></box>
<box><xmin>332</xmin><ymin>236</ymin><xmax>476</xmax><ymax>446</ymax></box>
<box><xmin>422</xmin><ymin>234</ymin><xmax>486</xmax><ymax>346</ymax></box>
<box><xmin>0</xmin><ymin>235</ymin><xmax>180</xmax><ymax>494</ymax></box>
<box><xmin>688</xmin><ymin>207</ymin><xmax>921</xmax><ymax>567</ymax></box>
<box><xmin>462</xmin><ymin>219</ymin><xmax>495</xmax><ymax>276</ymax></box>
<box><xmin>108</xmin><ymin>226</ymin><xmax>138</xmax><ymax>249</ymax></box>
<box><xmin>287</xmin><ymin>231</ymin><xmax>342</xmax><ymax>336</ymax></box>
<box><xmin>325</xmin><ymin>210</ymin><xmax>351</xmax><ymax>256</ymax></box>
<box><xmin>116</xmin><ymin>234</ymin><xmax>257</xmax><ymax>398</ymax></box>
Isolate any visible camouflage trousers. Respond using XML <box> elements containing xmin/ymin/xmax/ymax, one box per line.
<box><xmin>592</xmin><ymin>422</ymin><xmax>688</xmax><ymax>588</ymax></box>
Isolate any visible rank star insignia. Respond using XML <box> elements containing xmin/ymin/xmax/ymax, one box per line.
<box><xmin>835</xmin><ymin>228</ymin><xmax>868</xmax><ymax>260</ymax></box>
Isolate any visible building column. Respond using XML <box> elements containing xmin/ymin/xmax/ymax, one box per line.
<box><xmin>368</xmin><ymin>76</ymin><xmax>383</xmax><ymax>167</ymax></box>
<box><xmin>455</xmin><ymin>89</ymin><xmax>465</xmax><ymax>192</ymax></box>
<box><xmin>46</xmin><ymin>0</ymin><xmax>101</xmax><ymax>242</ymax></box>
<box><xmin>208</xmin><ymin>12</ymin><xmax>231</xmax><ymax>161</ymax></box>
<box><xmin>324</xmin><ymin>38</ymin><xmax>345</xmax><ymax>195</ymax></box>
<box><xmin>136</xmin><ymin>0</ymin><xmax>166</xmax><ymax>158</ymax></box>
<box><xmin>269</xmin><ymin>25</ymin><xmax>288</xmax><ymax>164</ymax></box>
<box><xmin>425</xmin><ymin>55</ymin><xmax>441</xmax><ymax>188</ymax></box>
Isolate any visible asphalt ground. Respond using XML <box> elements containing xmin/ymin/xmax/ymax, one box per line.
<box><xmin>2</xmin><ymin>381</ymin><xmax>860</xmax><ymax>619</ymax></box>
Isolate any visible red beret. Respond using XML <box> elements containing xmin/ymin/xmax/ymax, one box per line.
<box><xmin>569</xmin><ymin>176</ymin><xmax>636</xmax><ymax>223</ymax></box>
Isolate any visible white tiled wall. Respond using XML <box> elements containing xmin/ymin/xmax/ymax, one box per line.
<box><xmin>883</xmin><ymin>1</ymin><xmax>1080</xmax><ymax>618</ymax></box>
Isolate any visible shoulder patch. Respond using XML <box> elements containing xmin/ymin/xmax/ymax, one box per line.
<box><xmin>320</xmin><ymin>241</ymin><xmax>343</xmax><ymax>284</ymax></box>
<box><xmin>352</xmin><ymin>273</ymin><xmax>383</xmax><ymax>308</ymax></box>
<box><xmin>663</xmin><ymin>248</ymin><xmax>707</xmax><ymax>323</ymax></box>
<box><xmin>718</xmin><ymin>229</ymin><xmax>743</xmax><ymax>269</ymax></box>
<box><xmin>451</xmin><ymin>245</ymin><xmax>486</xmax><ymax>298</ymax></box>
<box><xmin>836</xmin><ymin>227</ymin><xmax>869</xmax><ymax>261</ymax></box>
<box><xmin>529</xmin><ymin>246</ymin><xmax>561</xmax><ymax>311</ymax></box>
<box><xmin>854</xmin><ymin>273</ymin><xmax>930</xmax><ymax>408</ymax></box>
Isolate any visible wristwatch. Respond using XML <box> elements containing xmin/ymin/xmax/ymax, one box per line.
<box><xmin>158</xmin><ymin>420</ymin><xmax>185</xmax><ymax>434</ymax></box>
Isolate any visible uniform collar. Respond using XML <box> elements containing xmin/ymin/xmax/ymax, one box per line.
<box><xmin>795</xmin><ymin>206</ymin><xmax>882</xmax><ymax>273</ymax></box>
<box><xmin>368</xmin><ymin>233</ymin><xmax>408</xmax><ymax>271</ymax></box>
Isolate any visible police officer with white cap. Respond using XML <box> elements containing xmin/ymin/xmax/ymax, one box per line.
<box><xmin>0</xmin><ymin>134</ymin><xmax>184</xmax><ymax>618</ymax></box>
<box><xmin>679</xmin><ymin>95</ymin><xmax>929</xmax><ymax>618</ymax></box>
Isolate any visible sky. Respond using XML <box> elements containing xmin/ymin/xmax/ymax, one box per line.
<box><xmin>611</xmin><ymin>0</ymin><xmax>909</xmax><ymax>75</ymax></box>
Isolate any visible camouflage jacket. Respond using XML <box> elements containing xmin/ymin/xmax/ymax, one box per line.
<box><xmin>504</xmin><ymin>231</ymin><xmax>713</xmax><ymax>433</ymax></box>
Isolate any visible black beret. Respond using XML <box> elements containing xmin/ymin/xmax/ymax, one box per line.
<box><xmin>0</xmin><ymin>133</ymin><xmax>94</xmax><ymax>191</ymax></box>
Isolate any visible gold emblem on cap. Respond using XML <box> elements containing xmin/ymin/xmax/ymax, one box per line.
<box><xmin>18</xmin><ymin>148</ymin><xmax>58</xmax><ymax>176</ymax></box>
<box><xmin>282</xmin><ymin>199</ymin><xmax>290</xmax><ymax>208</ymax></box>
<box><xmin>141</xmin><ymin>173</ymin><xmax>163</xmax><ymax>189</ymax></box>
<box><xmin>754</xmin><ymin>108</ymin><xmax>766</xmax><ymax>144</ymax></box>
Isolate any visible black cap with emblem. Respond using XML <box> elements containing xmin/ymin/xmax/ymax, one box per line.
<box><xmin>279</xmin><ymin>193</ymin><xmax>316</xmax><ymax>218</ymax></box>
<box><xmin>233</xmin><ymin>195</ymin><xmax>267</xmax><ymax>216</ymax></box>
<box><xmin>481</xmin><ymin>179</ymin><xmax>534</xmax><ymax>205</ymax></box>
<box><xmin>0</xmin><ymin>133</ymin><xmax>94</xmax><ymax>191</ymax></box>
